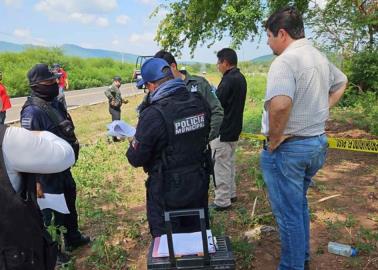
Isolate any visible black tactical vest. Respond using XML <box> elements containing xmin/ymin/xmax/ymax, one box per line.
<box><xmin>153</xmin><ymin>92</ymin><xmax>210</xmax><ymax>169</ymax></box>
<box><xmin>0</xmin><ymin>126</ymin><xmax>57</xmax><ymax>270</ymax></box>
<box><xmin>152</xmin><ymin>92</ymin><xmax>211</xmax><ymax>209</ymax></box>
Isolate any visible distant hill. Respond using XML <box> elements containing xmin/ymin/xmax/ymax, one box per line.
<box><xmin>0</xmin><ymin>41</ymin><xmax>138</xmax><ymax>63</ymax></box>
<box><xmin>251</xmin><ymin>54</ymin><xmax>274</xmax><ymax>63</ymax></box>
<box><xmin>0</xmin><ymin>41</ymin><xmax>26</xmax><ymax>53</ymax></box>
<box><xmin>61</xmin><ymin>44</ymin><xmax>138</xmax><ymax>62</ymax></box>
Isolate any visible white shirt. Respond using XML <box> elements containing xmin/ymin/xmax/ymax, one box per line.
<box><xmin>2</xmin><ymin>127</ymin><xmax>75</xmax><ymax>192</ymax></box>
<box><xmin>262</xmin><ymin>38</ymin><xmax>347</xmax><ymax>136</ymax></box>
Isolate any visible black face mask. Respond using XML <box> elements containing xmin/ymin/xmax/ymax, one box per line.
<box><xmin>31</xmin><ymin>83</ymin><xmax>59</xmax><ymax>101</ymax></box>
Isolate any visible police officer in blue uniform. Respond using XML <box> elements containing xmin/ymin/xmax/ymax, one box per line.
<box><xmin>126</xmin><ymin>58</ymin><xmax>212</xmax><ymax>237</ymax></box>
<box><xmin>20</xmin><ymin>64</ymin><xmax>90</xmax><ymax>257</ymax></box>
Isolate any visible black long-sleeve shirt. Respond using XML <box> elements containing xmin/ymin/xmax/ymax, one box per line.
<box><xmin>216</xmin><ymin>67</ymin><xmax>247</xmax><ymax>142</ymax></box>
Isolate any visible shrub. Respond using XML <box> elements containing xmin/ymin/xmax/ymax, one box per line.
<box><xmin>346</xmin><ymin>48</ymin><xmax>378</xmax><ymax>94</ymax></box>
<box><xmin>0</xmin><ymin>48</ymin><xmax>134</xmax><ymax>97</ymax></box>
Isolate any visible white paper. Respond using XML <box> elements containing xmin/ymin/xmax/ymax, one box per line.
<box><xmin>107</xmin><ymin>120</ymin><xmax>136</xmax><ymax>137</ymax></box>
<box><xmin>37</xmin><ymin>193</ymin><xmax>70</xmax><ymax>214</ymax></box>
<box><xmin>157</xmin><ymin>230</ymin><xmax>216</xmax><ymax>257</ymax></box>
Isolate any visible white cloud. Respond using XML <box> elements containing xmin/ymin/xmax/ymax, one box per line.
<box><xmin>96</xmin><ymin>17</ymin><xmax>109</xmax><ymax>27</ymax></box>
<box><xmin>12</xmin><ymin>28</ymin><xmax>47</xmax><ymax>46</ymax></box>
<box><xmin>3</xmin><ymin>0</ymin><xmax>23</xmax><ymax>7</ymax></box>
<box><xmin>112</xmin><ymin>39</ymin><xmax>120</xmax><ymax>46</ymax></box>
<box><xmin>69</xmin><ymin>12</ymin><xmax>96</xmax><ymax>24</ymax></box>
<box><xmin>35</xmin><ymin>0</ymin><xmax>117</xmax><ymax>14</ymax></box>
<box><xmin>35</xmin><ymin>0</ymin><xmax>116</xmax><ymax>26</ymax></box>
<box><xmin>128</xmin><ymin>32</ymin><xmax>155</xmax><ymax>44</ymax></box>
<box><xmin>116</xmin><ymin>15</ymin><xmax>130</xmax><ymax>25</ymax></box>
<box><xmin>139</xmin><ymin>0</ymin><xmax>156</xmax><ymax>5</ymax></box>
<box><xmin>13</xmin><ymin>28</ymin><xmax>31</xmax><ymax>38</ymax></box>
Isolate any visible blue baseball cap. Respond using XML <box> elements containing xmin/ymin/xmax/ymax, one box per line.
<box><xmin>136</xmin><ymin>58</ymin><xmax>172</xmax><ymax>88</ymax></box>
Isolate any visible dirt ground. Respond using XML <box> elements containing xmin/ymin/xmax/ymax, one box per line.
<box><xmin>250</xmin><ymin>122</ymin><xmax>378</xmax><ymax>270</ymax></box>
<box><xmin>72</xmin><ymin>120</ymin><xmax>378</xmax><ymax>270</ymax></box>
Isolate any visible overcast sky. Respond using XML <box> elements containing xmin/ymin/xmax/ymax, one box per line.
<box><xmin>0</xmin><ymin>0</ymin><xmax>272</xmax><ymax>63</ymax></box>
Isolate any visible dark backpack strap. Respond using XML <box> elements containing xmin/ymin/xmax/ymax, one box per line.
<box><xmin>150</xmin><ymin>104</ymin><xmax>173</xmax><ymax>169</ymax></box>
<box><xmin>26</xmin><ymin>97</ymin><xmax>63</xmax><ymax>127</ymax></box>
<box><xmin>151</xmin><ymin>104</ymin><xmax>175</xmax><ymax>147</ymax></box>
<box><xmin>0</xmin><ymin>125</ymin><xmax>8</xmax><ymax>147</ymax></box>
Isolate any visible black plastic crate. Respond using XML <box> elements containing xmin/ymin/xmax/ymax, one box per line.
<box><xmin>147</xmin><ymin>209</ymin><xmax>235</xmax><ymax>270</ymax></box>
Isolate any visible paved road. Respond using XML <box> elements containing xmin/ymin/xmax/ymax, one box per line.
<box><xmin>5</xmin><ymin>83</ymin><xmax>142</xmax><ymax>124</ymax></box>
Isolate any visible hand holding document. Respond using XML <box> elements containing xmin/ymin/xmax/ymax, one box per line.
<box><xmin>37</xmin><ymin>193</ymin><xmax>70</xmax><ymax>214</ymax></box>
<box><xmin>153</xmin><ymin>230</ymin><xmax>216</xmax><ymax>258</ymax></box>
<box><xmin>107</xmin><ymin>120</ymin><xmax>136</xmax><ymax>138</ymax></box>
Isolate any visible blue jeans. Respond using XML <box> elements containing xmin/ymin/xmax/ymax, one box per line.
<box><xmin>260</xmin><ymin>134</ymin><xmax>328</xmax><ymax>270</ymax></box>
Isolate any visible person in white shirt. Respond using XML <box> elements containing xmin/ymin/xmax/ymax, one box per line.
<box><xmin>0</xmin><ymin>125</ymin><xmax>75</xmax><ymax>270</ymax></box>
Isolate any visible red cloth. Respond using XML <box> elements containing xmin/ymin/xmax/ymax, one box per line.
<box><xmin>58</xmin><ymin>68</ymin><xmax>67</xmax><ymax>88</ymax></box>
<box><xmin>0</xmin><ymin>83</ymin><xmax>11</xmax><ymax>112</ymax></box>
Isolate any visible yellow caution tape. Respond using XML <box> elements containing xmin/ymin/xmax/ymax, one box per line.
<box><xmin>240</xmin><ymin>133</ymin><xmax>266</xmax><ymax>141</ymax></box>
<box><xmin>240</xmin><ymin>132</ymin><xmax>378</xmax><ymax>154</ymax></box>
<box><xmin>327</xmin><ymin>137</ymin><xmax>378</xmax><ymax>153</ymax></box>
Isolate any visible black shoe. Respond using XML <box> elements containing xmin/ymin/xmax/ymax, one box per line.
<box><xmin>209</xmin><ymin>203</ymin><xmax>231</xmax><ymax>211</ymax></box>
<box><xmin>66</xmin><ymin>234</ymin><xmax>91</xmax><ymax>251</ymax></box>
<box><xmin>231</xmin><ymin>197</ymin><xmax>237</xmax><ymax>203</ymax></box>
<box><xmin>305</xmin><ymin>261</ymin><xmax>310</xmax><ymax>270</ymax></box>
<box><xmin>56</xmin><ymin>251</ymin><xmax>71</xmax><ymax>266</ymax></box>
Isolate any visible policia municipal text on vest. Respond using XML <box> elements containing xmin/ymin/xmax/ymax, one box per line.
<box><xmin>0</xmin><ymin>125</ymin><xmax>57</xmax><ymax>270</ymax></box>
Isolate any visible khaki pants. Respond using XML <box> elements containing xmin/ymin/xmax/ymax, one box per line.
<box><xmin>210</xmin><ymin>137</ymin><xmax>237</xmax><ymax>207</ymax></box>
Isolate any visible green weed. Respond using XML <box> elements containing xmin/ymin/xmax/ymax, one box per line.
<box><xmin>232</xmin><ymin>238</ymin><xmax>254</xmax><ymax>269</ymax></box>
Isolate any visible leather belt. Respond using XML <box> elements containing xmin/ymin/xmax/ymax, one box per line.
<box><xmin>263</xmin><ymin>133</ymin><xmax>325</xmax><ymax>150</ymax></box>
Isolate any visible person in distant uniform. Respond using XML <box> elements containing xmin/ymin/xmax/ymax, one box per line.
<box><xmin>0</xmin><ymin>71</ymin><xmax>12</xmax><ymax>124</ymax></box>
<box><xmin>51</xmin><ymin>64</ymin><xmax>68</xmax><ymax>109</ymax></box>
<box><xmin>104</xmin><ymin>76</ymin><xmax>129</xmax><ymax>141</ymax></box>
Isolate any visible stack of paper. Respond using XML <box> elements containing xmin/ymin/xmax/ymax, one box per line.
<box><xmin>153</xmin><ymin>230</ymin><xmax>216</xmax><ymax>258</ymax></box>
<box><xmin>107</xmin><ymin>120</ymin><xmax>136</xmax><ymax>138</ymax></box>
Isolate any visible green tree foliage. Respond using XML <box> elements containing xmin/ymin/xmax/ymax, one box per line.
<box><xmin>347</xmin><ymin>48</ymin><xmax>378</xmax><ymax>93</ymax></box>
<box><xmin>154</xmin><ymin>0</ymin><xmax>324</xmax><ymax>56</ymax></box>
<box><xmin>154</xmin><ymin>0</ymin><xmax>376</xmax><ymax>56</ymax></box>
<box><xmin>0</xmin><ymin>48</ymin><xmax>133</xmax><ymax>97</ymax></box>
<box><xmin>307</xmin><ymin>0</ymin><xmax>377</xmax><ymax>55</ymax></box>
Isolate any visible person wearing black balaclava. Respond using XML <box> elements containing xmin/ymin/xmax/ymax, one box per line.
<box><xmin>20</xmin><ymin>64</ymin><xmax>90</xmax><ymax>266</ymax></box>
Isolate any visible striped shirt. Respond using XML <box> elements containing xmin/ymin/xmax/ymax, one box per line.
<box><xmin>261</xmin><ymin>38</ymin><xmax>347</xmax><ymax>136</ymax></box>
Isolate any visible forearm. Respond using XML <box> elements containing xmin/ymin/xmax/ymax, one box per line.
<box><xmin>268</xmin><ymin>109</ymin><xmax>290</xmax><ymax>140</ymax></box>
<box><xmin>267</xmin><ymin>96</ymin><xmax>292</xmax><ymax>150</ymax></box>
<box><xmin>329</xmin><ymin>82</ymin><xmax>347</xmax><ymax>107</ymax></box>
